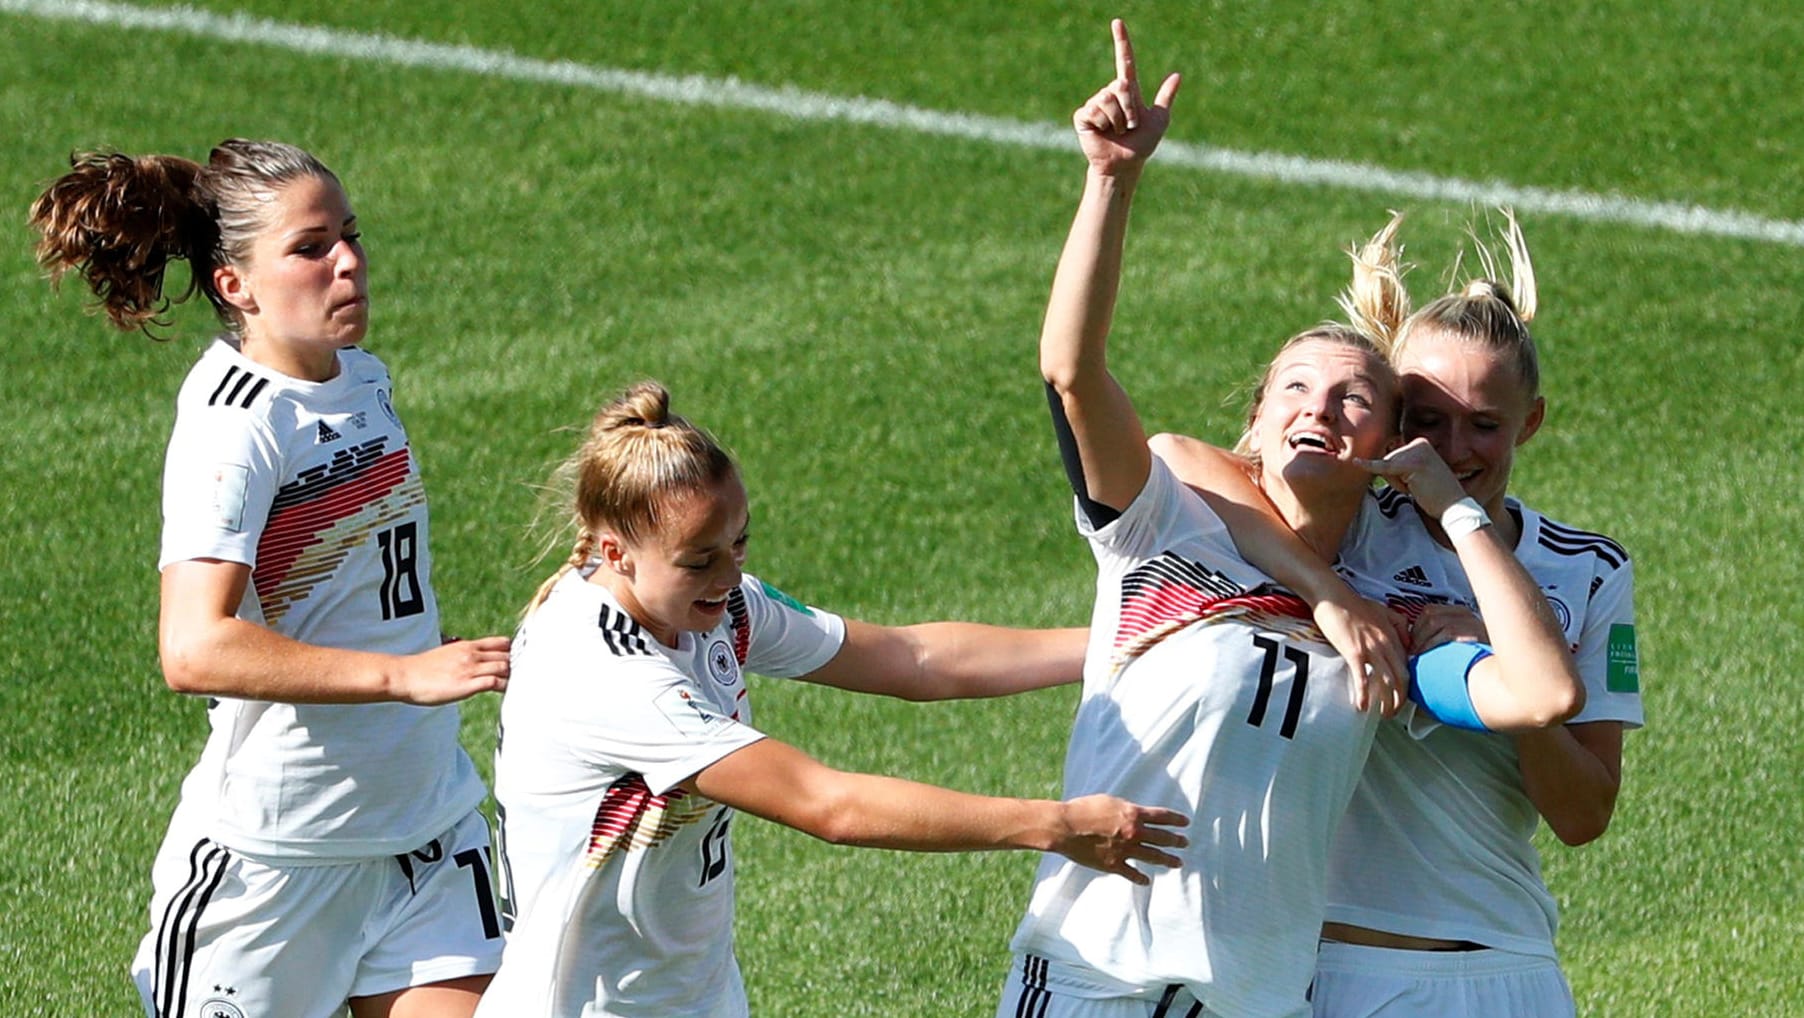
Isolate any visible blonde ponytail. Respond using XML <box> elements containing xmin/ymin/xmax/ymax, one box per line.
<box><xmin>1335</xmin><ymin>210</ymin><xmax>1412</xmax><ymax>353</ymax></box>
<box><xmin>1398</xmin><ymin>207</ymin><xmax>1542</xmax><ymax>396</ymax></box>
<box><xmin>523</xmin><ymin>382</ymin><xmax>737</xmax><ymax>617</ymax></box>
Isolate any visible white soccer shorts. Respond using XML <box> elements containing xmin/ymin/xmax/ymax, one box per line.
<box><xmin>996</xmin><ymin>954</ymin><xmax>1231</xmax><ymax>1018</ymax></box>
<box><xmin>1313</xmin><ymin>941</ymin><xmax>1575</xmax><ymax>1018</ymax></box>
<box><xmin>131</xmin><ymin>809</ymin><xmax>503</xmax><ymax>1018</ymax></box>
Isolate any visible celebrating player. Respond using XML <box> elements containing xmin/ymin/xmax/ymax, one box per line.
<box><xmin>1161</xmin><ymin>211</ymin><xmax>1642</xmax><ymax>1017</ymax></box>
<box><xmin>995</xmin><ymin>22</ymin><xmax>1584</xmax><ymax>1018</ymax></box>
<box><xmin>474</xmin><ymin>380</ymin><xmax>1189</xmax><ymax>1018</ymax></box>
<box><xmin>31</xmin><ymin>141</ymin><xmax>511</xmax><ymax>1018</ymax></box>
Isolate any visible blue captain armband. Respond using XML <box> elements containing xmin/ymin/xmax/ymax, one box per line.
<box><xmin>1407</xmin><ymin>641</ymin><xmax>1495</xmax><ymax>732</ymax></box>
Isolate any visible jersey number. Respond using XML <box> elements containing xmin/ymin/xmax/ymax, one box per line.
<box><xmin>1247</xmin><ymin>633</ymin><xmax>1310</xmax><ymax>739</ymax></box>
<box><xmin>454</xmin><ymin>846</ymin><xmax>503</xmax><ymax>940</ymax></box>
<box><xmin>377</xmin><ymin>522</ymin><xmax>425</xmax><ymax>620</ymax></box>
<box><xmin>699</xmin><ymin>808</ymin><xmax>732</xmax><ymax>887</ymax></box>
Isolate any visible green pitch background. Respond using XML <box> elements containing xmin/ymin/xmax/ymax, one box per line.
<box><xmin>2</xmin><ymin>1</ymin><xmax>1800</xmax><ymax>1013</ymax></box>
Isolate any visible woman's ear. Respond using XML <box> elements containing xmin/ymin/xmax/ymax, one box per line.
<box><xmin>214</xmin><ymin>263</ymin><xmax>257</xmax><ymax>314</ymax></box>
<box><xmin>1517</xmin><ymin>396</ymin><xmax>1547</xmax><ymax>447</ymax></box>
<box><xmin>595</xmin><ymin>532</ymin><xmax>634</xmax><ymax>579</ymax></box>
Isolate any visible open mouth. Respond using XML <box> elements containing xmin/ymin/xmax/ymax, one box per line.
<box><xmin>1287</xmin><ymin>432</ymin><xmax>1339</xmax><ymax>454</ymax></box>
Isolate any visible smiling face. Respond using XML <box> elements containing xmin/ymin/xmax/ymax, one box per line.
<box><xmin>597</xmin><ymin>473</ymin><xmax>750</xmax><ymax>648</ymax></box>
<box><xmin>214</xmin><ymin>174</ymin><xmax>367</xmax><ymax>381</ymax></box>
<box><xmin>1396</xmin><ymin>332</ymin><xmax>1544</xmax><ymax>513</ymax></box>
<box><xmin>1249</xmin><ymin>337</ymin><xmax>1399</xmax><ymax>500</ymax></box>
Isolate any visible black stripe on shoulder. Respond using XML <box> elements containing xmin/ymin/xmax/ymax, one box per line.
<box><xmin>205</xmin><ymin>364</ymin><xmax>272</xmax><ymax>409</ymax></box>
<box><xmin>1536</xmin><ymin>520</ymin><xmax>1628</xmax><ymax>569</ymax></box>
<box><xmin>596</xmin><ymin>604</ymin><xmax>654</xmax><ymax>657</ymax></box>
<box><xmin>1372</xmin><ymin>485</ymin><xmax>1412</xmax><ymax>518</ymax></box>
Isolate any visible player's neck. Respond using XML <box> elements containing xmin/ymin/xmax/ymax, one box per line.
<box><xmin>1263</xmin><ymin>481</ymin><xmax>1363</xmax><ymax>562</ymax></box>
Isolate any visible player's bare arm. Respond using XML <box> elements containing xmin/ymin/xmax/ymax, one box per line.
<box><xmin>160</xmin><ymin>559</ymin><xmax>508</xmax><ymax>704</ymax></box>
<box><xmin>1039</xmin><ymin>19</ymin><xmax>1181</xmax><ymax>513</ymax></box>
<box><xmin>687</xmin><ymin>737</ymin><xmax>1188</xmax><ymax>884</ymax></box>
<box><xmin>797</xmin><ymin>620</ymin><xmax>1086</xmax><ymax>700</ymax></box>
<box><xmin>1150</xmin><ymin>432</ymin><xmax>1411</xmax><ymax>714</ymax></box>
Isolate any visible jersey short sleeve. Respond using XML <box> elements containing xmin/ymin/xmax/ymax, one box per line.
<box><xmin>1082</xmin><ymin>458</ymin><xmax>1243</xmax><ymax>569</ymax></box>
<box><xmin>1570</xmin><ymin>558</ymin><xmax>1643</xmax><ymax>727</ymax></box>
<box><xmin>160</xmin><ymin>388</ymin><xmax>283</xmax><ymax>570</ymax></box>
<box><xmin>573</xmin><ymin>650</ymin><xmax>766</xmax><ymax>797</ymax></box>
<box><xmin>736</xmin><ymin>575</ymin><xmax>846</xmax><ymax>679</ymax></box>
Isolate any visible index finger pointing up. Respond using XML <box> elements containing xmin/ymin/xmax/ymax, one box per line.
<box><xmin>1112</xmin><ymin>18</ymin><xmax>1137</xmax><ymax>86</ymax></box>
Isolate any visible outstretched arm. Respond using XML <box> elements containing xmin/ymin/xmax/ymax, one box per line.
<box><xmin>1040</xmin><ymin>20</ymin><xmax>1181</xmax><ymax>513</ymax></box>
<box><xmin>799</xmin><ymin>620</ymin><xmax>1087</xmax><ymax>700</ymax></box>
<box><xmin>688</xmin><ymin>737</ymin><xmax>1188</xmax><ymax>884</ymax></box>
<box><xmin>159</xmin><ymin>559</ymin><xmax>509</xmax><ymax>705</ymax></box>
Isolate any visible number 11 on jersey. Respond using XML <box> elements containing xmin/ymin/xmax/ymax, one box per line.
<box><xmin>1247</xmin><ymin>633</ymin><xmax>1309</xmax><ymax>739</ymax></box>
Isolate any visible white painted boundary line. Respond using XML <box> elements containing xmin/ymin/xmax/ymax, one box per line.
<box><xmin>10</xmin><ymin>0</ymin><xmax>1803</xmax><ymax>247</ymax></box>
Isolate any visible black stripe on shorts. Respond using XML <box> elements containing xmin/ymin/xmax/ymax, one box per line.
<box><xmin>1013</xmin><ymin>953</ymin><xmax>1051</xmax><ymax>1018</ymax></box>
<box><xmin>153</xmin><ymin>838</ymin><xmax>232</xmax><ymax>1018</ymax></box>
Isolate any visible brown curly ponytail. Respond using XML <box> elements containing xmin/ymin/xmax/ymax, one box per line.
<box><xmin>29</xmin><ymin>139</ymin><xmax>338</xmax><ymax>337</ymax></box>
<box><xmin>29</xmin><ymin>152</ymin><xmax>211</xmax><ymax>335</ymax></box>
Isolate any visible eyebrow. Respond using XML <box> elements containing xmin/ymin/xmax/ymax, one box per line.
<box><xmin>283</xmin><ymin>214</ymin><xmax>357</xmax><ymax>240</ymax></box>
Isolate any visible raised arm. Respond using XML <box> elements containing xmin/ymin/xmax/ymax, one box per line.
<box><xmin>688</xmin><ymin>737</ymin><xmax>1187</xmax><ymax>884</ymax></box>
<box><xmin>1041</xmin><ymin>20</ymin><xmax>1181</xmax><ymax>512</ymax></box>
<box><xmin>1359</xmin><ymin>440</ymin><xmax>1584</xmax><ymax>730</ymax></box>
<box><xmin>797</xmin><ymin>620</ymin><xmax>1087</xmax><ymax>700</ymax></box>
<box><xmin>159</xmin><ymin>559</ymin><xmax>509</xmax><ymax>705</ymax></box>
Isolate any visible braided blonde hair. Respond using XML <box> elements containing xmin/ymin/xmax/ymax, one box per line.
<box><xmin>527</xmin><ymin>382</ymin><xmax>738</xmax><ymax>613</ymax></box>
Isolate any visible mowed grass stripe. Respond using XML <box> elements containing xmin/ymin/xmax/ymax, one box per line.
<box><xmin>6</xmin><ymin>0</ymin><xmax>1803</xmax><ymax>247</ymax></box>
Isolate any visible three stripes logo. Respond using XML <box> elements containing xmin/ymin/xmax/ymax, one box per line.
<box><xmin>1391</xmin><ymin>564</ymin><xmax>1433</xmax><ymax>588</ymax></box>
<box><xmin>206</xmin><ymin>365</ymin><xmax>269</xmax><ymax>409</ymax></box>
<box><xmin>1537</xmin><ymin>519</ymin><xmax>1628</xmax><ymax>570</ymax></box>
<box><xmin>152</xmin><ymin>839</ymin><xmax>233</xmax><ymax>1018</ymax></box>
<box><xmin>316</xmin><ymin>420</ymin><xmax>342</xmax><ymax>444</ymax></box>
<box><xmin>597</xmin><ymin>604</ymin><xmax>653</xmax><ymax>657</ymax></box>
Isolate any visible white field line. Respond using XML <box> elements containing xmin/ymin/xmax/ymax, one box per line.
<box><xmin>9</xmin><ymin>0</ymin><xmax>1803</xmax><ymax>247</ymax></box>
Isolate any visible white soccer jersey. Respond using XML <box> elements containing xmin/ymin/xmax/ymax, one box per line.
<box><xmin>1008</xmin><ymin>460</ymin><xmax>1380</xmax><ymax>1018</ymax></box>
<box><xmin>1326</xmin><ymin>487</ymin><xmax>1644</xmax><ymax>957</ymax></box>
<box><xmin>158</xmin><ymin>339</ymin><xmax>484</xmax><ymax>858</ymax></box>
<box><xmin>482</xmin><ymin>570</ymin><xmax>846</xmax><ymax>1018</ymax></box>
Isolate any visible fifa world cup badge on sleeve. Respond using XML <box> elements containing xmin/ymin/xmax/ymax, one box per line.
<box><xmin>1607</xmin><ymin>624</ymin><xmax>1639</xmax><ymax>692</ymax></box>
<box><xmin>211</xmin><ymin>463</ymin><xmax>251</xmax><ymax>532</ymax></box>
<box><xmin>759</xmin><ymin>580</ymin><xmax>809</xmax><ymax>615</ymax></box>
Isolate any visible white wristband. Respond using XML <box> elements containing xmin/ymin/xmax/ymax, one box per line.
<box><xmin>1440</xmin><ymin>497</ymin><xmax>1492</xmax><ymax>538</ymax></box>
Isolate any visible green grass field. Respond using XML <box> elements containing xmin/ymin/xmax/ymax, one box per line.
<box><xmin>3</xmin><ymin>1</ymin><xmax>1801</xmax><ymax>1013</ymax></box>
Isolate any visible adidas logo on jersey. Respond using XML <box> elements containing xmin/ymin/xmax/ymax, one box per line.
<box><xmin>1392</xmin><ymin>565</ymin><xmax>1433</xmax><ymax>588</ymax></box>
<box><xmin>316</xmin><ymin>420</ymin><xmax>342</xmax><ymax>444</ymax></box>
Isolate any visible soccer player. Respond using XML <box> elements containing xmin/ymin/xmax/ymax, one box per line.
<box><xmin>475</xmin><ymin>380</ymin><xmax>1189</xmax><ymax>1018</ymax></box>
<box><xmin>1156</xmin><ymin>213</ymin><xmax>1642</xmax><ymax>1017</ymax></box>
<box><xmin>31</xmin><ymin>142</ymin><xmax>511</xmax><ymax>1018</ymax></box>
<box><xmin>996</xmin><ymin>23</ymin><xmax>1584</xmax><ymax>1018</ymax></box>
